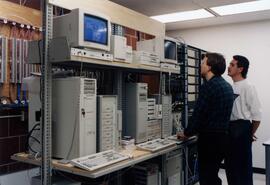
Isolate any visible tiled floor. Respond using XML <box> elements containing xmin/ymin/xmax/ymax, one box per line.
<box><xmin>195</xmin><ymin>169</ymin><xmax>266</xmax><ymax>185</ymax></box>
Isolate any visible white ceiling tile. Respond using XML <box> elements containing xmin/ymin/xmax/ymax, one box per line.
<box><xmin>110</xmin><ymin>0</ymin><xmax>254</xmax><ymax>16</ymax></box>
<box><xmin>109</xmin><ymin>0</ymin><xmax>270</xmax><ymax>30</ymax></box>
<box><xmin>166</xmin><ymin>9</ymin><xmax>270</xmax><ymax>30</ymax></box>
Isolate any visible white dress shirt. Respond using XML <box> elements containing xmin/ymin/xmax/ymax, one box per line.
<box><xmin>230</xmin><ymin>79</ymin><xmax>262</xmax><ymax>121</ymax></box>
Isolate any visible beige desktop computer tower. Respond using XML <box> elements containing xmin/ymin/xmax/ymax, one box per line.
<box><xmin>52</xmin><ymin>77</ymin><xmax>97</xmax><ymax>160</ymax></box>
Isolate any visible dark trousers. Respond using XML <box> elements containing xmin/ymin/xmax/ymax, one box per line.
<box><xmin>198</xmin><ymin>132</ymin><xmax>229</xmax><ymax>185</ymax></box>
<box><xmin>225</xmin><ymin>120</ymin><xmax>253</xmax><ymax>185</ymax></box>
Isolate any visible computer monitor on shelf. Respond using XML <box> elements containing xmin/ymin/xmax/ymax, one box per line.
<box><xmin>164</xmin><ymin>37</ymin><xmax>177</xmax><ymax>63</ymax></box>
<box><xmin>53</xmin><ymin>8</ymin><xmax>111</xmax><ymax>51</ymax></box>
<box><xmin>137</xmin><ymin>36</ymin><xmax>179</xmax><ymax>64</ymax></box>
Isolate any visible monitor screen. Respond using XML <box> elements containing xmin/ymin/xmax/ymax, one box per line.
<box><xmin>164</xmin><ymin>40</ymin><xmax>176</xmax><ymax>60</ymax></box>
<box><xmin>84</xmin><ymin>14</ymin><xmax>108</xmax><ymax>45</ymax></box>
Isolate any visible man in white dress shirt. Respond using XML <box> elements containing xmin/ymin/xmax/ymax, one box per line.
<box><xmin>226</xmin><ymin>55</ymin><xmax>262</xmax><ymax>185</ymax></box>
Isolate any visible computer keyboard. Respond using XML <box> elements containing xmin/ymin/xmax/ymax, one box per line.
<box><xmin>136</xmin><ymin>138</ymin><xmax>177</xmax><ymax>152</ymax></box>
<box><xmin>70</xmin><ymin>150</ymin><xmax>130</xmax><ymax>171</ymax></box>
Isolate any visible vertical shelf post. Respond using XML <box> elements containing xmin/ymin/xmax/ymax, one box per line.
<box><xmin>41</xmin><ymin>1</ymin><xmax>53</xmax><ymax>184</ymax></box>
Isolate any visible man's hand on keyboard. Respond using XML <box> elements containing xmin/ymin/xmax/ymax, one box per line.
<box><xmin>176</xmin><ymin>132</ymin><xmax>189</xmax><ymax>140</ymax></box>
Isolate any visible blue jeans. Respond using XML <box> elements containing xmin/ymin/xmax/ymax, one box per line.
<box><xmin>225</xmin><ymin>120</ymin><xmax>253</xmax><ymax>185</ymax></box>
<box><xmin>198</xmin><ymin>132</ymin><xmax>229</xmax><ymax>185</ymax></box>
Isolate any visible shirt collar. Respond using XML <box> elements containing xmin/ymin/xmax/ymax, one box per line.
<box><xmin>234</xmin><ymin>79</ymin><xmax>246</xmax><ymax>85</ymax></box>
<box><xmin>208</xmin><ymin>75</ymin><xmax>219</xmax><ymax>82</ymax></box>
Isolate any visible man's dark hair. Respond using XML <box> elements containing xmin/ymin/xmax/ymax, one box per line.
<box><xmin>205</xmin><ymin>52</ymin><xmax>226</xmax><ymax>76</ymax></box>
<box><xmin>233</xmin><ymin>55</ymin><xmax>249</xmax><ymax>78</ymax></box>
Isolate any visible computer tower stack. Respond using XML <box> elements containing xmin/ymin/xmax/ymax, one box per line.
<box><xmin>146</xmin><ymin>119</ymin><xmax>161</xmax><ymax>141</ymax></box>
<box><xmin>124</xmin><ymin>83</ymin><xmax>148</xmax><ymax>144</ymax></box>
<box><xmin>166</xmin><ymin>149</ymin><xmax>184</xmax><ymax>185</ymax></box>
<box><xmin>133</xmin><ymin>163</ymin><xmax>159</xmax><ymax>185</ymax></box>
<box><xmin>146</xmin><ymin>98</ymin><xmax>161</xmax><ymax>141</ymax></box>
<box><xmin>151</xmin><ymin>94</ymin><xmax>173</xmax><ymax>138</ymax></box>
<box><xmin>147</xmin><ymin>98</ymin><xmax>156</xmax><ymax>120</ymax></box>
<box><xmin>97</xmin><ymin>95</ymin><xmax>118</xmax><ymax>152</ymax></box>
<box><xmin>27</xmin><ymin>76</ymin><xmax>42</xmax><ymax>155</ymax></box>
<box><xmin>52</xmin><ymin>77</ymin><xmax>97</xmax><ymax>160</ymax></box>
<box><xmin>161</xmin><ymin>95</ymin><xmax>172</xmax><ymax>138</ymax></box>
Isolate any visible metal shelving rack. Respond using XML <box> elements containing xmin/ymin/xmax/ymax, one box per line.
<box><xmin>40</xmin><ymin>2</ymin><xmax>210</xmax><ymax>185</ymax></box>
<box><xmin>41</xmin><ymin>1</ymin><xmax>53</xmax><ymax>185</ymax></box>
<box><xmin>163</xmin><ymin>42</ymin><xmax>205</xmax><ymax>185</ymax></box>
<box><xmin>187</xmin><ymin>45</ymin><xmax>201</xmax><ymax>118</ymax></box>
<box><xmin>185</xmin><ymin>45</ymin><xmax>206</xmax><ymax>185</ymax></box>
<box><xmin>40</xmin><ymin>2</ymin><xmax>178</xmax><ymax>185</ymax></box>
<box><xmin>174</xmin><ymin>43</ymin><xmax>207</xmax><ymax>185</ymax></box>
<box><xmin>177</xmin><ymin>43</ymin><xmax>188</xmax><ymax>129</ymax></box>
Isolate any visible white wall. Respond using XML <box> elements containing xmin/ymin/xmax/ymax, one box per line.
<box><xmin>168</xmin><ymin>20</ymin><xmax>270</xmax><ymax>169</ymax></box>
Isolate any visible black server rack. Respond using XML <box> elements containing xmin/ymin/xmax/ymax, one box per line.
<box><xmin>185</xmin><ymin>45</ymin><xmax>206</xmax><ymax>185</ymax></box>
<box><xmin>164</xmin><ymin>43</ymin><xmax>206</xmax><ymax>185</ymax></box>
<box><xmin>163</xmin><ymin>43</ymin><xmax>186</xmax><ymax>135</ymax></box>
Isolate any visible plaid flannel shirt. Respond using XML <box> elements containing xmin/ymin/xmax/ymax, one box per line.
<box><xmin>184</xmin><ymin>76</ymin><xmax>234</xmax><ymax>136</ymax></box>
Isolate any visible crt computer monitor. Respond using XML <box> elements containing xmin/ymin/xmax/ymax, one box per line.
<box><xmin>137</xmin><ymin>36</ymin><xmax>179</xmax><ymax>64</ymax></box>
<box><xmin>164</xmin><ymin>39</ymin><xmax>177</xmax><ymax>61</ymax></box>
<box><xmin>84</xmin><ymin>14</ymin><xmax>108</xmax><ymax>47</ymax></box>
<box><xmin>163</xmin><ymin>37</ymin><xmax>179</xmax><ymax>64</ymax></box>
<box><xmin>53</xmin><ymin>8</ymin><xmax>111</xmax><ymax>51</ymax></box>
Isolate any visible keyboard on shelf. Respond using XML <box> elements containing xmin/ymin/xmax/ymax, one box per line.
<box><xmin>70</xmin><ymin>150</ymin><xmax>130</xmax><ymax>171</ymax></box>
<box><xmin>136</xmin><ymin>138</ymin><xmax>177</xmax><ymax>152</ymax></box>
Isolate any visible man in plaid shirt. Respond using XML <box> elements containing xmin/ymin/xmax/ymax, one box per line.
<box><xmin>178</xmin><ymin>52</ymin><xmax>234</xmax><ymax>185</ymax></box>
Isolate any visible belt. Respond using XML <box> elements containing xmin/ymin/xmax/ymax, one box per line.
<box><xmin>229</xmin><ymin>119</ymin><xmax>250</xmax><ymax>124</ymax></box>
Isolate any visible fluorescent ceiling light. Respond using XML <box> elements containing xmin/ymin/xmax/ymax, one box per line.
<box><xmin>211</xmin><ymin>0</ymin><xmax>270</xmax><ymax>16</ymax></box>
<box><xmin>151</xmin><ymin>9</ymin><xmax>214</xmax><ymax>23</ymax></box>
